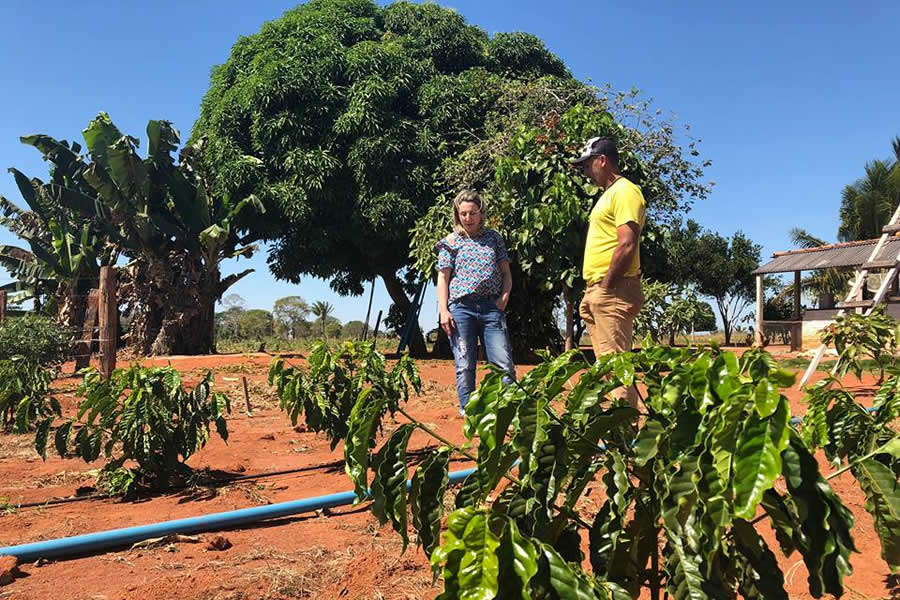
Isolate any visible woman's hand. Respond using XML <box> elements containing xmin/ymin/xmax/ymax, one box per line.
<box><xmin>495</xmin><ymin>295</ymin><xmax>509</xmax><ymax>311</ymax></box>
<box><xmin>440</xmin><ymin>309</ymin><xmax>456</xmax><ymax>336</ymax></box>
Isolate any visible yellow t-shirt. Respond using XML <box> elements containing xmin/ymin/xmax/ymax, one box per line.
<box><xmin>582</xmin><ymin>177</ymin><xmax>646</xmax><ymax>284</ymax></box>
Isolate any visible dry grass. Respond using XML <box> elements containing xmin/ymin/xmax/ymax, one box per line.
<box><xmin>34</xmin><ymin>469</ymin><xmax>98</xmax><ymax>488</ymax></box>
<box><xmin>0</xmin><ymin>432</ymin><xmax>39</xmax><ymax>462</ymax></box>
<box><xmin>217</xmin><ymin>482</ymin><xmax>272</xmax><ymax>505</ymax></box>
<box><xmin>252</xmin><ymin>565</ymin><xmax>321</xmax><ymax>599</ymax></box>
<box><xmin>215</xmin><ymin>363</ymin><xmax>267</xmax><ymax>375</ymax></box>
<box><xmin>237</xmin><ymin>546</ymin><xmax>332</xmax><ymax>599</ymax></box>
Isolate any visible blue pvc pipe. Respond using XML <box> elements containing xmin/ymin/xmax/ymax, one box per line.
<box><xmin>0</xmin><ymin>466</ymin><xmax>476</xmax><ymax>562</ymax></box>
<box><xmin>790</xmin><ymin>405</ymin><xmax>878</xmax><ymax>426</ymax></box>
<box><xmin>0</xmin><ymin>405</ymin><xmax>884</xmax><ymax>562</ymax></box>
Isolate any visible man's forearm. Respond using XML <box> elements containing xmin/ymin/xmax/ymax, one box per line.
<box><xmin>601</xmin><ymin>241</ymin><xmax>637</xmax><ymax>288</ymax></box>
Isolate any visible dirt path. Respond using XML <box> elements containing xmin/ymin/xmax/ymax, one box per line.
<box><xmin>0</xmin><ymin>352</ymin><xmax>894</xmax><ymax>599</ymax></box>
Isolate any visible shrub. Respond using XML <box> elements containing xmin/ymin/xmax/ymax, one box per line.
<box><xmin>268</xmin><ymin>341</ymin><xmax>420</xmax><ymax>455</ymax></box>
<box><xmin>0</xmin><ymin>358</ymin><xmax>56</xmax><ymax>432</ymax></box>
<box><xmin>820</xmin><ymin>305</ymin><xmax>898</xmax><ymax>381</ymax></box>
<box><xmin>0</xmin><ymin>314</ymin><xmax>71</xmax><ymax>366</ymax></box>
<box><xmin>35</xmin><ymin>365</ymin><xmax>231</xmax><ymax>494</ymax></box>
<box><xmin>271</xmin><ymin>342</ymin><xmax>900</xmax><ymax>598</ymax></box>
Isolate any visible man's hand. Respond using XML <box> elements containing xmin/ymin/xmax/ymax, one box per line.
<box><xmin>440</xmin><ymin>309</ymin><xmax>456</xmax><ymax>336</ymax></box>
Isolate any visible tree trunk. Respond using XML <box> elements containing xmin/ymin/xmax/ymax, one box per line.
<box><xmin>379</xmin><ymin>270</ymin><xmax>428</xmax><ymax>358</ymax></box>
<box><xmin>56</xmin><ymin>277</ymin><xmax>94</xmax><ymax>341</ymax></box>
<box><xmin>563</xmin><ymin>290</ymin><xmax>575</xmax><ymax>351</ymax></box>
<box><xmin>716</xmin><ymin>298</ymin><xmax>732</xmax><ymax>346</ymax></box>
<box><xmin>123</xmin><ymin>254</ymin><xmax>219</xmax><ymax>356</ymax></box>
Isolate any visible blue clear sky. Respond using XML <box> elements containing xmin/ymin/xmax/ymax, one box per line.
<box><xmin>2</xmin><ymin>1</ymin><xmax>899</xmax><ymax>331</ymax></box>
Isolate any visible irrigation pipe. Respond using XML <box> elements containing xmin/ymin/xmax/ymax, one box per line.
<box><xmin>0</xmin><ymin>466</ymin><xmax>476</xmax><ymax>562</ymax></box>
<box><xmin>6</xmin><ymin>405</ymin><xmax>883</xmax><ymax>511</ymax></box>
<box><xmin>8</xmin><ymin>447</ymin><xmax>466</xmax><ymax>511</ymax></box>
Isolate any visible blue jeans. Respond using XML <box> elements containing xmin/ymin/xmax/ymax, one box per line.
<box><xmin>449</xmin><ymin>296</ymin><xmax>516</xmax><ymax>414</ymax></box>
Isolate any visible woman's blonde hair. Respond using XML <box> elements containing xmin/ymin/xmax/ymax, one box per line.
<box><xmin>452</xmin><ymin>190</ymin><xmax>487</xmax><ymax>237</ymax></box>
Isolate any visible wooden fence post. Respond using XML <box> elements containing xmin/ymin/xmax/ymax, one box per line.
<box><xmin>242</xmin><ymin>376</ymin><xmax>252</xmax><ymax>416</ymax></box>
<box><xmin>754</xmin><ymin>275</ymin><xmax>764</xmax><ymax>347</ymax></box>
<box><xmin>75</xmin><ymin>289</ymin><xmax>100</xmax><ymax>371</ymax></box>
<box><xmin>0</xmin><ymin>290</ymin><xmax>6</xmax><ymax>327</ymax></box>
<box><xmin>98</xmin><ymin>267</ymin><xmax>117</xmax><ymax>378</ymax></box>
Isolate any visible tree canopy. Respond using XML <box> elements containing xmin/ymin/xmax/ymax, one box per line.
<box><xmin>411</xmin><ymin>91</ymin><xmax>712</xmax><ymax>356</ymax></box>
<box><xmin>666</xmin><ymin>220</ymin><xmax>761</xmax><ymax>345</ymax></box>
<box><xmin>194</xmin><ymin>0</ymin><xmax>573</xmax><ymax>355</ymax></box>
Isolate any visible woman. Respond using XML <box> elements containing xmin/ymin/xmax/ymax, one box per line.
<box><xmin>436</xmin><ymin>190</ymin><xmax>515</xmax><ymax>415</ymax></box>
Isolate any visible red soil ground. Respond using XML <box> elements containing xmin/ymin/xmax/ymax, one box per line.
<box><xmin>0</xmin><ymin>348</ymin><xmax>895</xmax><ymax>600</ymax></box>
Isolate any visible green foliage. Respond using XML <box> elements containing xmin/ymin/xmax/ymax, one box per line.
<box><xmin>0</xmin><ymin>135</ymin><xmax>108</xmax><ymax>311</ymax></box>
<box><xmin>268</xmin><ymin>341</ymin><xmax>421</xmax><ymax>454</ymax></box>
<box><xmin>0</xmin><ymin>357</ymin><xmax>56</xmax><ymax>432</ymax></box>
<box><xmin>215</xmin><ymin>306</ymin><xmax>275</xmax><ymax>341</ymax></box>
<box><xmin>787</xmin><ymin>228</ymin><xmax>851</xmax><ymax>300</ymax></box>
<box><xmin>5</xmin><ymin>114</ymin><xmax>263</xmax><ymax>355</ymax></box>
<box><xmin>272</xmin><ymin>296</ymin><xmax>310</xmax><ymax>339</ymax></box>
<box><xmin>0</xmin><ymin>314</ymin><xmax>70</xmax><ymax>365</ymax></box>
<box><xmin>310</xmin><ymin>301</ymin><xmax>335</xmax><ymax>340</ymax></box>
<box><xmin>411</xmin><ymin>90</ymin><xmax>712</xmax><ymax>356</ymax></box>
<box><xmin>271</xmin><ymin>339</ymin><xmax>898</xmax><ymax>598</ymax></box>
<box><xmin>35</xmin><ymin>365</ymin><xmax>231</xmax><ymax>493</ymax></box>
<box><xmin>665</xmin><ymin>219</ymin><xmax>761</xmax><ymax>345</ymax></box>
<box><xmin>838</xmin><ymin>137</ymin><xmax>900</xmax><ymax>242</ymax></box>
<box><xmin>634</xmin><ymin>280</ymin><xmax>716</xmax><ymax>344</ymax></box>
<box><xmin>820</xmin><ymin>305</ymin><xmax>898</xmax><ymax>381</ymax></box>
<box><xmin>802</xmin><ymin>374</ymin><xmax>900</xmax><ymax>572</ymax></box>
<box><xmin>236</xmin><ymin>309</ymin><xmax>274</xmax><ymax>339</ymax></box>
<box><xmin>342</xmin><ymin>320</ymin><xmax>367</xmax><ymax>340</ymax></box>
<box><xmin>195</xmin><ymin>0</ymin><xmax>570</xmax><ymax>356</ymax></box>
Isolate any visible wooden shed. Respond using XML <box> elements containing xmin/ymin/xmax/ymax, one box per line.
<box><xmin>751</xmin><ymin>237</ymin><xmax>900</xmax><ymax>349</ymax></box>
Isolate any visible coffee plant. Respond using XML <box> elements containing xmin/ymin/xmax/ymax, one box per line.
<box><xmin>35</xmin><ymin>365</ymin><xmax>232</xmax><ymax>494</ymax></box>
<box><xmin>268</xmin><ymin>341</ymin><xmax>421</xmax><ymax>453</ymax></box>
<box><xmin>270</xmin><ymin>340</ymin><xmax>900</xmax><ymax>598</ymax></box>
<box><xmin>820</xmin><ymin>305</ymin><xmax>898</xmax><ymax>382</ymax></box>
<box><xmin>0</xmin><ymin>314</ymin><xmax>71</xmax><ymax>366</ymax></box>
<box><xmin>801</xmin><ymin>373</ymin><xmax>900</xmax><ymax>569</ymax></box>
<box><xmin>0</xmin><ymin>357</ymin><xmax>56</xmax><ymax>432</ymax></box>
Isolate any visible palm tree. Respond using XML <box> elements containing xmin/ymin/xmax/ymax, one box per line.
<box><xmin>310</xmin><ymin>301</ymin><xmax>334</xmax><ymax>340</ymax></box>
<box><xmin>838</xmin><ymin>137</ymin><xmax>900</xmax><ymax>242</ymax></box>
<box><xmin>781</xmin><ymin>138</ymin><xmax>900</xmax><ymax>308</ymax></box>
<box><xmin>778</xmin><ymin>229</ymin><xmax>851</xmax><ymax>306</ymax></box>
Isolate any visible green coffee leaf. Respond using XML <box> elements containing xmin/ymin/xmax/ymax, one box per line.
<box><xmin>371</xmin><ymin>423</ymin><xmax>414</xmax><ymax>549</ymax></box>
<box><xmin>410</xmin><ymin>448</ymin><xmax>450</xmax><ymax>557</ymax></box>
<box><xmin>734</xmin><ymin>397</ymin><xmax>790</xmax><ymax>519</ymax></box>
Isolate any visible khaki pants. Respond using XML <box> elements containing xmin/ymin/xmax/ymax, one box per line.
<box><xmin>579</xmin><ymin>276</ymin><xmax>643</xmax><ymax>406</ymax></box>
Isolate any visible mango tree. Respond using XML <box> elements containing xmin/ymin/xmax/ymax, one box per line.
<box><xmin>192</xmin><ymin>0</ymin><xmax>572</xmax><ymax>357</ymax></box>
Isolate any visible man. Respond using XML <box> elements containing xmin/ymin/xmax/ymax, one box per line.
<box><xmin>572</xmin><ymin>137</ymin><xmax>645</xmax><ymax>406</ymax></box>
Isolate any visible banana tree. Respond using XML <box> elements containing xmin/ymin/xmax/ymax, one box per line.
<box><xmin>7</xmin><ymin>114</ymin><xmax>263</xmax><ymax>355</ymax></box>
<box><xmin>0</xmin><ymin>138</ymin><xmax>111</xmax><ymax>325</ymax></box>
